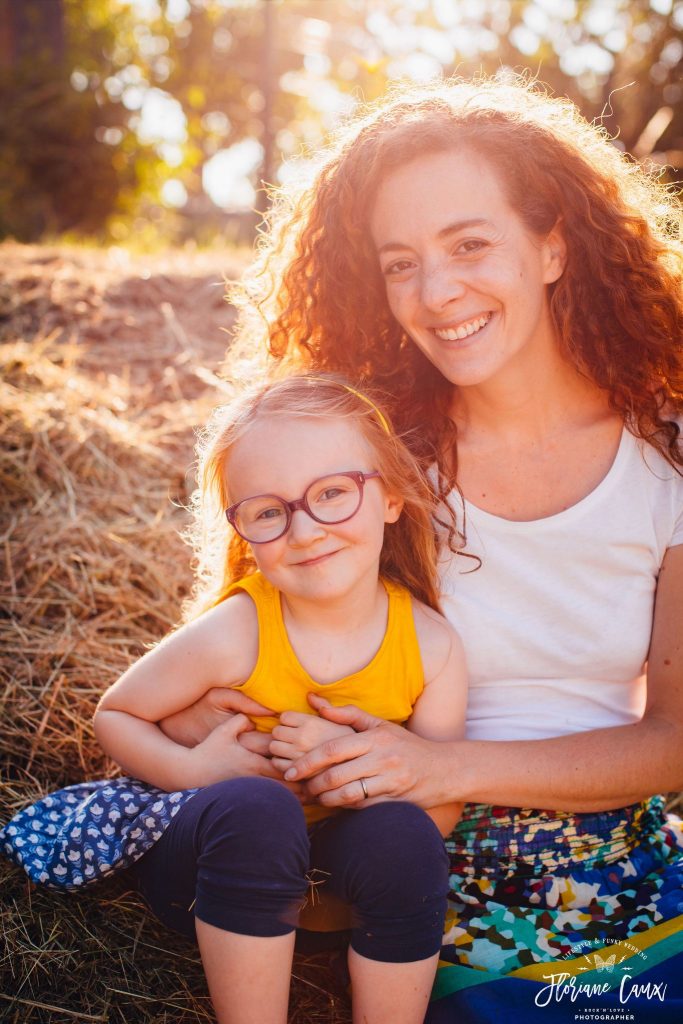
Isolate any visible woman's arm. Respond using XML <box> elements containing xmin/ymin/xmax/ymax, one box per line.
<box><xmin>160</xmin><ymin>686</ymin><xmax>274</xmax><ymax>750</ymax></box>
<box><xmin>285</xmin><ymin>546</ymin><xmax>683</xmax><ymax>812</ymax></box>
<box><xmin>94</xmin><ymin>595</ymin><xmax>283</xmax><ymax>790</ymax></box>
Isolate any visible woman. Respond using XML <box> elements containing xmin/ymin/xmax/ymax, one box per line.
<box><xmin>172</xmin><ymin>77</ymin><xmax>683</xmax><ymax>1019</ymax></box>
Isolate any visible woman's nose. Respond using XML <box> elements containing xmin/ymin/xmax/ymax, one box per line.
<box><xmin>420</xmin><ymin>261</ymin><xmax>466</xmax><ymax>311</ymax></box>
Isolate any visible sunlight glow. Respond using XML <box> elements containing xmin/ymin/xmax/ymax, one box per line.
<box><xmin>161</xmin><ymin>179</ymin><xmax>188</xmax><ymax>207</ymax></box>
<box><xmin>203</xmin><ymin>140</ymin><xmax>263</xmax><ymax>211</ymax></box>
<box><xmin>137</xmin><ymin>89</ymin><xmax>187</xmax><ymax>144</ymax></box>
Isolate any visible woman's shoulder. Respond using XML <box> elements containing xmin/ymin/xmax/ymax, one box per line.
<box><xmin>628</xmin><ymin>416</ymin><xmax>683</xmax><ymax>489</ymax></box>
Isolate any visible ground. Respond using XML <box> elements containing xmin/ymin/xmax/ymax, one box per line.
<box><xmin>0</xmin><ymin>242</ymin><xmax>351</xmax><ymax>1024</ymax></box>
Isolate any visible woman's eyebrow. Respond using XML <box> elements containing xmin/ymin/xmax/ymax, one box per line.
<box><xmin>437</xmin><ymin>218</ymin><xmax>491</xmax><ymax>240</ymax></box>
<box><xmin>376</xmin><ymin>218</ymin><xmax>492</xmax><ymax>255</ymax></box>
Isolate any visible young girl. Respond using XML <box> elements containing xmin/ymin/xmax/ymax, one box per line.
<box><xmin>3</xmin><ymin>374</ymin><xmax>467</xmax><ymax>1024</ymax></box>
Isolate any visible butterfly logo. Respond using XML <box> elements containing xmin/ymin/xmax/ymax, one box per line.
<box><xmin>577</xmin><ymin>952</ymin><xmax>627</xmax><ymax>973</ymax></box>
<box><xmin>594</xmin><ymin>953</ymin><xmax>617</xmax><ymax>973</ymax></box>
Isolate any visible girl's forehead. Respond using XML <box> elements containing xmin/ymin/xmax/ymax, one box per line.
<box><xmin>242</xmin><ymin>410</ymin><xmax>369</xmax><ymax>443</ymax></box>
<box><xmin>226</xmin><ymin>413</ymin><xmax>375</xmax><ymax>492</ymax></box>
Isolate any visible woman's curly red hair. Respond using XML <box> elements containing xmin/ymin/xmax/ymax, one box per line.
<box><xmin>230</xmin><ymin>76</ymin><xmax>683</xmax><ymax>547</ymax></box>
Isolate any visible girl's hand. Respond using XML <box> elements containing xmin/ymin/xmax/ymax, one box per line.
<box><xmin>184</xmin><ymin>714</ymin><xmax>306</xmax><ymax>802</ymax></box>
<box><xmin>159</xmin><ymin>687</ymin><xmax>274</xmax><ymax>749</ymax></box>
<box><xmin>269</xmin><ymin>710</ymin><xmax>354</xmax><ymax>773</ymax></box>
<box><xmin>283</xmin><ymin>695</ymin><xmax>458</xmax><ymax>810</ymax></box>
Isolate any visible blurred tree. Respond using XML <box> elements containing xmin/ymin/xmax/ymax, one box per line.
<box><xmin>0</xmin><ymin>0</ymin><xmax>679</xmax><ymax>245</ymax></box>
<box><xmin>316</xmin><ymin>0</ymin><xmax>683</xmax><ymax>170</ymax></box>
<box><xmin>0</xmin><ymin>0</ymin><xmax>148</xmax><ymax>240</ymax></box>
<box><xmin>0</xmin><ymin>0</ymin><xmax>65</xmax><ymax>64</ymax></box>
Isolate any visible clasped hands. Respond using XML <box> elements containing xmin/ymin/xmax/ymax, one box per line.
<box><xmin>159</xmin><ymin>687</ymin><xmax>361</xmax><ymax>802</ymax></box>
<box><xmin>159</xmin><ymin>686</ymin><xmax>437</xmax><ymax>811</ymax></box>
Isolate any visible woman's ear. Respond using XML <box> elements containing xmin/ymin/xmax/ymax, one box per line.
<box><xmin>542</xmin><ymin>220</ymin><xmax>567</xmax><ymax>284</ymax></box>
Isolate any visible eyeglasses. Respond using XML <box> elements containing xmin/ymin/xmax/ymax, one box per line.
<box><xmin>225</xmin><ymin>470</ymin><xmax>382</xmax><ymax>544</ymax></box>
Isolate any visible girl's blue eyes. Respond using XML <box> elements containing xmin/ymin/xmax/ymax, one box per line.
<box><xmin>255</xmin><ymin>506</ymin><xmax>285</xmax><ymax>521</ymax></box>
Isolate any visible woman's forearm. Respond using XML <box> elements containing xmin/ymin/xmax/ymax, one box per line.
<box><xmin>290</xmin><ymin>705</ymin><xmax>683</xmax><ymax>812</ymax></box>
<box><xmin>453</xmin><ymin>714</ymin><xmax>683</xmax><ymax>811</ymax></box>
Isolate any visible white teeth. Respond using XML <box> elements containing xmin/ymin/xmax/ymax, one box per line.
<box><xmin>435</xmin><ymin>314</ymin><xmax>490</xmax><ymax>341</ymax></box>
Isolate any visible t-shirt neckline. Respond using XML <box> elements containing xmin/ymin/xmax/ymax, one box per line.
<box><xmin>460</xmin><ymin>426</ymin><xmax>633</xmax><ymax>532</ymax></box>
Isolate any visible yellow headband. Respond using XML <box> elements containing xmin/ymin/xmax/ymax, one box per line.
<box><xmin>303</xmin><ymin>376</ymin><xmax>392</xmax><ymax>435</ymax></box>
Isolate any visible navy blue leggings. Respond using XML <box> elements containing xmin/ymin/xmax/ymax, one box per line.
<box><xmin>129</xmin><ymin>778</ymin><xmax>449</xmax><ymax>963</ymax></box>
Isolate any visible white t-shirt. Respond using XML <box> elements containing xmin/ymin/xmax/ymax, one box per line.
<box><xmin>439</xmin><ymin>428</ymin><xmax>683</xmax><ymax>741</ymax></box>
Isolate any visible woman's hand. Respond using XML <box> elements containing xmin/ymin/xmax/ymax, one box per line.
<box><xmin>283</xmin><ymin>694</ymin><xmax>458</xmax><ymax>809</ymax></box>
<box><xmin>160</xmin><ymin>687</ymin><xmax>274</xmax><ymax>753</ymax></box>
<box><xmin>269</xmin><ymin>710</ymin><xmax>354</xmax><ymax>774</ymax></box>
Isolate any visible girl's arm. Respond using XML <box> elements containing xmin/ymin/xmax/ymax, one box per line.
<box><xmin>94</xmin><ymin>595</ymin><xmax>283</xmax><ymax>791</ymax></box>
<box><xmin>284</xmin><ymin>546</ymin><xmax>683</xmax><ymax>812</ymax></box>
<box><xmin>405</xmin><ymin>604</ymin><xmax>467</xmax><ymax>835</ymax></box>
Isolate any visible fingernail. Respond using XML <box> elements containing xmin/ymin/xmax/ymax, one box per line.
<box><xmin>284</xmin><ymin>769</ymin><xmax>296</xmax><ymax>780</ymax></box>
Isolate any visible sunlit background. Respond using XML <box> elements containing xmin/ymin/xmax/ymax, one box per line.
<box><xmin>1</xmin><ymin>0</ymin><xmax>681</xmax><ymax>247</ymax></box>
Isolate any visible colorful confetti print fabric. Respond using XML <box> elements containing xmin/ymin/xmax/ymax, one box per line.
<box><xmin>430</xmin><ymin>797</ymin><xmax>683</xmax><ymax>1021</ymax></box>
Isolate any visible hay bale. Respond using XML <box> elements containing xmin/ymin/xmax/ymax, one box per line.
<box><xmin>0</xmin><ymin>243</ymin><xmax>351</xmax><ymax>1023</ymax></box>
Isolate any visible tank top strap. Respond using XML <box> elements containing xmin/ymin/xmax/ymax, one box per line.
<box><xmin>224</xmin><ymin>572</ymin><xmax>290</xmax><ymax>676</ymax></box>
<box><xmin>381</xmin><ymin>578</ymin><xmax>423</xmax><ymax>687</ymax></box>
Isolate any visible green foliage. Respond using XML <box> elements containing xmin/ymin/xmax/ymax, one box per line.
<box><xmin>0</xmin><ymin>0</ymin><xmax>144</xmax><ymax>241</ymax></box>
<box><xmin>0</xmin><ymin>0</ymin><xmax>680</xmax><ymax>246</ymax></box>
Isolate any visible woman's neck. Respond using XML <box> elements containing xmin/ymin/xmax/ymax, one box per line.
<box><xmin>448</xmin><ymin>343</ymin><xmax>624</xmax><ymax>521</ymax></box>
<box><xmin>451</xmin><ymin>344</ymin><xmax>611</xmax><ymax>446</ymax></box>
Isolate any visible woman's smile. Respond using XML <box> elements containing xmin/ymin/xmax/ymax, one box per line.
<box><xmin>432</xmin><ymin>311</ymin><xmax>493</xmax><ymax>343</ymax></box>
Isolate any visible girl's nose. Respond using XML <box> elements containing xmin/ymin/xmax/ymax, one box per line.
<box><xmin>420</xmin><ymin>261</ymin><xmax>466</xmax><ymax>311</ymax></box>
<box><xmin>286</xmin><ymin>508</ymin><xmax>328</xmax><ymax>546</ymax></box>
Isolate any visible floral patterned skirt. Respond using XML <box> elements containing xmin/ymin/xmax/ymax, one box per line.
<box><xmin>430</xmin><ymin>797</ymin><xmax>683</xmax><ymax>1022</ymax></box>
<box><xmin>0</xmin><ymin>778</ymin><xmax>197</xmax><ymax>888</ymax></box>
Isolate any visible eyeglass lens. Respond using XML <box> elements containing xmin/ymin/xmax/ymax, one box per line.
<box><xmin>234</xmin><ymin>473</ymin><xmax>363</xmax><ymax>543</ymax></box>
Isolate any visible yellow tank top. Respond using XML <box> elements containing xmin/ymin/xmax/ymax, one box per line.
<box><xmin>224</xmin><ymin>572</ymin><xmax>424</xmax><ymax>824</ymax></box>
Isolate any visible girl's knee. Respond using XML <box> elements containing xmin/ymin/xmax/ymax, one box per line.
<box><xmin>184</xmin><ymin>779</ymin><xmax>309</xmax><ymax>937</ymax></box>
<box><xmin>340</xmin><ymin>804</ymin><xmax>448</xmax><ymax>963</ymax></box>
<box><xmin>360</xmin><ymin>802</ymin><xmax>447</xmax><ymax>865</ymax></box>
<box><xmin>349</xmin><ymin>803</ymin><xmax>448</xmax><ymax>899</ymax></box>
<box><xmin>191</xmin><ymin>778</ymin><xmax>308</xmax><ymax>866</ymax></box>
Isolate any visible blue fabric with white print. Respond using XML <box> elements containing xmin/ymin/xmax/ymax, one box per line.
<box><xmin>0</xmin><ymin>778</ymin><xmax>198</xmax><ymax>889</ymax></box>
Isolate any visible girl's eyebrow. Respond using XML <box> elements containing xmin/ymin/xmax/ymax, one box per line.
<box><xmin>376</xmin><ymin>218</ymin><xmax>492</xmax><ymax>255</ymax></box>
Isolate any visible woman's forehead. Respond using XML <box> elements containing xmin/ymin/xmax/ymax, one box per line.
<box><xmin>370</xmin><ymin>148</ymin><xmax>507</xmax><ymax>243</ymax></box>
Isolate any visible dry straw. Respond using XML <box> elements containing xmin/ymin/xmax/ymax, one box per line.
<box><xmin>2</xmin><ymin>243</ymin><xmax>679</xmax><ymax>1022</ymax></box>
<box><xmin>0</xmin><ymin>243</ymin><xmax>351</xmax><ymax>1023</ymax></box>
